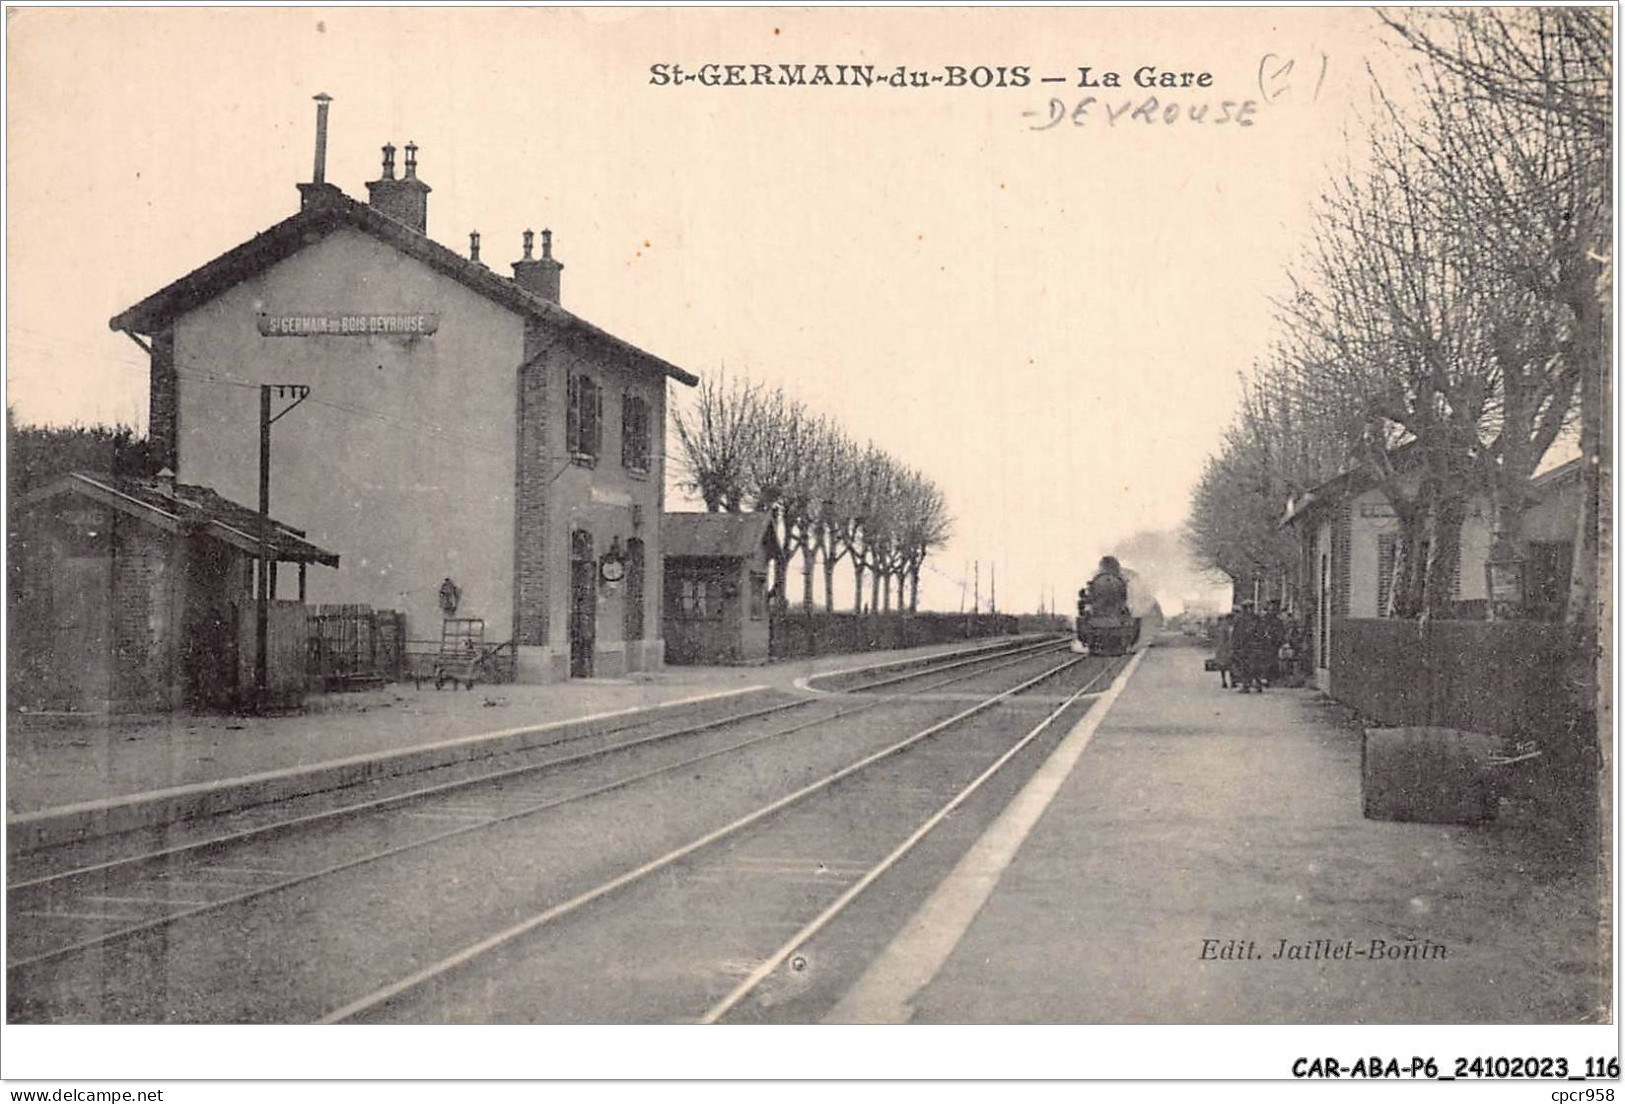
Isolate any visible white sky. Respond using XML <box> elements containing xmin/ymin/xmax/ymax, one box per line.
<box><xmin>6</xmin><ymin>6</ymin><xmax>1412</xmax><ymax>614</ymax></box>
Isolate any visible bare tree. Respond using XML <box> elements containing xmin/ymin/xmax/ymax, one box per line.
<box><xmin>673</xmin><ymin>373</ymin><xmax>762</xmax><ymax>512</ymax></box>
<box><xmin>1380</xmin><ymin>7</ymin><xmax>1611</xmax><ymax>624</ymax></box>
<box><xmin>848</xmin><ymin>446</ymin><xmax>897</xmax><ymax>615</ymax></box>
<box><xmin>678</xmin><ymin>372</ymin><xmax>952</xmax><ymax>617</ymax></box>
<box><xmin>744</xmin><ymin>388</ymin><xmax>813</xmax><ymax>606</ymax></box>
<box><xmin>896</xmin><ymin>470</ymin><xmax>952</xmax><ymax>612</ymax></box>
<box><xmin>1184</xmin><ymin>378</ymin><xmax>1321</xmax><ymax>604</ymax></box>
<box><xmin>814</xmin><ymin>432</ymin><xmax>862</xmax><ymax>612</ymax></box>
<box><xmin>1282</xmin><ymin>118</ymin><xmax>1505</xmax><ymax>619</ymax></box>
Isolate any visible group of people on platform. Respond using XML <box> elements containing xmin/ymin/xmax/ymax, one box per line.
<box><xmin>1209</xmin><ymin>600</ymin><xmax>1304</xmax><ymax>693</ymax></box>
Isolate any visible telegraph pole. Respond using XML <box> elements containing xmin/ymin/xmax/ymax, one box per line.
<box><xmin>256</xmin><ymin>383</ymin><xmax>311</xmax><ymax>706</ymax></box>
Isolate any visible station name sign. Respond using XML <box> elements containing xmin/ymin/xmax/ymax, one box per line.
<box><xmin>257</xmin><ymin>313</ymin><xmax>440</xmax><ymax>337</ymax></box>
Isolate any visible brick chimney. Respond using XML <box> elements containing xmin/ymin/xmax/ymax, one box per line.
<box><xmin>366</xmin><ymin>141</ymin><xmax>431</xmax><ymax>234</ymax></box>
<box><xmin>511</xmin><ymin>228</ymin><xmax>563</xmax><ymax>304</ymax></box>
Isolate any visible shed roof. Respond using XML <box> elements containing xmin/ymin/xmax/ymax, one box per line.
<box><xmin>16</xmin><ymin>472</ymin><xmax>340</xmax><ymax>566</ymax></box>
<box><xmin>108</xmin><ymin>185</ymin><xmax>698</xmax><ymax>387</ymax></box>
<box><xmin>663</xmin><ymin>511</ymin><xmax>778</xmax><ymax>559</ymax></box>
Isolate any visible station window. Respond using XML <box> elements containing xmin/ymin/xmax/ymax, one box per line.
<box><xmin>675</xmin><ymin>578</ymin><xmax>720</xmax><ymax>620</ymax></box>
<box><xmin>567</xmin><ymin>373</ymin><xmax>602</xmax><ymax>464</ymax></box>
<box><xmin>622</xmin><ymin>394</ymin><xmax>651</xmax><ymax>474</ymax></box>
<box><xmin>749</xmin><ymin>573</ymin><xmax>766</xmax><ymax>621</ymax></box>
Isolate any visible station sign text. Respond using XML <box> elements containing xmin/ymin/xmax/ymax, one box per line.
<box><xmin>258</xmin><ymin>313</ymin><xmax>440</xmax><ymax>337</ymax></box>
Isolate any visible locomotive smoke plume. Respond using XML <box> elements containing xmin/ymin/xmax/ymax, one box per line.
<box><xmin>1108</xmin><ymin>529</ymin><xmax>1228</xmax><ymax>616</ymax></box>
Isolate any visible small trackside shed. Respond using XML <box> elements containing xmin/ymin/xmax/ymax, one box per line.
<box><xmin>8</xmin><ymin>471</ymin><xmax>338</xmax><ymax>711</ymax></box>
<box><xmin>662</xmin><ymin>512</ymin><xmax>777</xmax><ymax>665</ymax></box>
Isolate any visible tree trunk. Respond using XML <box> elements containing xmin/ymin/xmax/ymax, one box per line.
<box><xmin>1423</xmin><ymin>492</ymin><xmax>1468</xmax><ymax>621</ymax></box>
<box><xmin>1563</xmin><ymin>257</ymin><xmax>1606</xmax><ymax>628</ymax></box>
<box><xmin>1560</xmin><ymin>266</ymin><xmax>1608</xmax><ymax>892</ymax></box>
<box><xmin>1566</xmin><ymin>360</ymin><xmax>1602</xmax><ymax>626</ymax></box>
<box><xmin>1391</xmin><ymin>503</ymin><xmax>1428</xmax><ymax>620</ymax></box>
<box><xmin>852</xmin><ymin>560</ymin><xmax>864</xmax><ymax>614</ymax></box>
<box><xmin>909</xmin><ymin>565</ymin><xmax>921</xmax><ymax>612</ymax></box>
<box><xmin>801</xmin><ymin>546</ymin><xmax>816</xmax><ymax>611</ymax></box>
<box><xmin>824</xmin><ymin>558</ymin><xmax>838</xmax><ymax>612</ymax></box>
<box><xmin>870</xmin><ymin>569</ymin><xmax>881</xmax><ymax>616</ymax></box>
<box><xmin>773</xmin><ymin>549</ymin><xmax>793</xmax><ymax>609</ymax></box>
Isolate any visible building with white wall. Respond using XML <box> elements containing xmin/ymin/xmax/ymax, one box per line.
<box><xmin>109</xmin><ymin>113</ymin><xmax>698</xmax><ymax>682</ymax></box>
<box><xmin>1283</xmin><ymin>456</ymin><xmax>1581</xmax><ymax>691</ymax></box>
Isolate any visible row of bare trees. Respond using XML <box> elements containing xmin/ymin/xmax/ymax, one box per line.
<box><xmin>1188</xmin><ymin>8</ymin><xmax>1610</xmax><ymax>624</ymax></box>
<box><xmin>674</xmin><ymin>375</ymin><xmax>952</xmax><ymax>613</ymax></box>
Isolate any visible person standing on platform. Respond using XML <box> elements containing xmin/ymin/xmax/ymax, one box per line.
<box><xmin>1212</xmin><ymin>612</ymin><xmax>1234</xmax><ymax>688</ymax></box>
<box><xmin>1261</xmin><ymin>600</ymin><xmax>1286</xmax><ymax>686</ymax></box>
<box><xmin>1230</xmin><ymin>602</ymin><xmax>1259</xmax><ymax>692</ymax></box>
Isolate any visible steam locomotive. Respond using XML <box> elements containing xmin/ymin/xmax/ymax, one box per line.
<box><xmin>1073</xmin><ymin>555</ymin><xmax>1142</xmax><ymax>656</ymax></box>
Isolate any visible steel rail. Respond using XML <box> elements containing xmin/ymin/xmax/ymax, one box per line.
<box><xmin>317</xmin><ymin>651</ymin><xmax>1091</xmax><ymax>1024</ymax></box>
<box><xmin>6</xmin><ymin>697</ymin><xmax>811</xmax><ymax>896</ymax></box>
<box><xmin>839</xmin><ymin>637</ymin><xmax>1065</xmax><ymax>692</ymax></box>
<box><xmin>700</xmin><ymin>655</ymin><xmax>1124</xmax><ymax>1023</ymax></box>
<box><xmin>8</xmin><ymin>639</ymin><xmax>1073</xmax><ymax>972</ymax></box>
<box><xmin>10</xmin><ymin>636</ymin><xmax>1057</xmax><ymax>896</ymax></box>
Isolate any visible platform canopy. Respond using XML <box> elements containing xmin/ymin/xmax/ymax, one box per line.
<box><xmin>16</xmin><ymin>471</ymin><xmax>340</xmax><ymax>566</ymax></box>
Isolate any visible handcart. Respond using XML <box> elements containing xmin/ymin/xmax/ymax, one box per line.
<box><xmin>417</xmin><ymin>618</ymin><xmax>485</xmax><ymax>691</ymax></box>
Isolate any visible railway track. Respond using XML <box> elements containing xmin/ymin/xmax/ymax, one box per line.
<box><xmin>336</xmin><ymin>653</ymin><xmax>1125</xmax><ymax>1025</ymax></box>
<box><xmin>9</xmin><ymin>637</ymin><xmax>1125</xmax><ymax>1022</ymax></box>
<box><xmin>10</xmin><ymin>635</ymin><xmax>1063</xmax><ymax>889</ymax></box>
<box><xmin>7</xmin><ymin>636</ymin><xmax>1071</xmax><ymax>982</ymax></box>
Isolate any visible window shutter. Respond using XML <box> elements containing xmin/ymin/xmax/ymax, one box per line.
<box><xmin>622</xmin><ymin>396</ymin><xmax>649</xmax><ymax>471</ymax></box>
<box><xmin>1376</xmin><ymin>533</ymin><xmax>1396</xmax><ymax>618</ymax></box>
<box><xmin>622</xmin><ymin>393</ymin><xmax>633</xmax><ymax>468</ymax></box>
<box><xmin>591</xmin><ymin>380</ymin><xmax>603</xmax><ymax>457</ymax></box>
<box><xmin>566</xmin><ymin>374</ymin><xmax>581</xmax><ymax>455</ymax></box>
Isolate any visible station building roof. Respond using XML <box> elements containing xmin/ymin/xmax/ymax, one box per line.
<box><xmin>108</xmin><ymin>184</ymin><xmax>698</xmax><ymax>388</ymax></box>
<box><xmin>1282</xmin><ymin>448</ymin><xmax>1584</xmax><ymax>529</ymax></box>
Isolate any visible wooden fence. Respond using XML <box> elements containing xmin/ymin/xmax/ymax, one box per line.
<box><xmin>1330</xmin><ymin>618</ymin><xmax>1597</xmax><ymax>770</ymax></box>
<box><xmin>307</xmin><ymin>604</ymin><xmax>405</xmax><ymax>690</ymax></box>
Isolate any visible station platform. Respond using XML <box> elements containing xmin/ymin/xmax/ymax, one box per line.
<box><xmin>4</xmin><ymin>637</ymin><xmax>1026</xmax><ymax>850</ymax></box>
<box><xmin>828</xmin><ymin>639</ymin><xmax>1607</xmax><ymax>1025</ymax></box>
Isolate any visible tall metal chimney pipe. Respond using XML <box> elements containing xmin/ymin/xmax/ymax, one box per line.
<box><xmin>312</xmin><ymin>93</ymin><xmax>333</xmax><ymax>184</ymax></box>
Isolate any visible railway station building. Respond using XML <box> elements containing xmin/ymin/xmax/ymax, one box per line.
<box><xmin>108</xmin><ymin>113</ymin><xmax>698</xmax><ymax>683</ymax></box>
<box><xmin>1283</xmin><ymin>455</ymin><xmax>1581</xmax><ymax>692</ymax></box>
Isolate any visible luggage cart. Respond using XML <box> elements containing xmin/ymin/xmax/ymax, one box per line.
<box><xmin>424</xmin><ymin>618</ymin><xmax>484</xmax><ymax>691</ymax></box>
